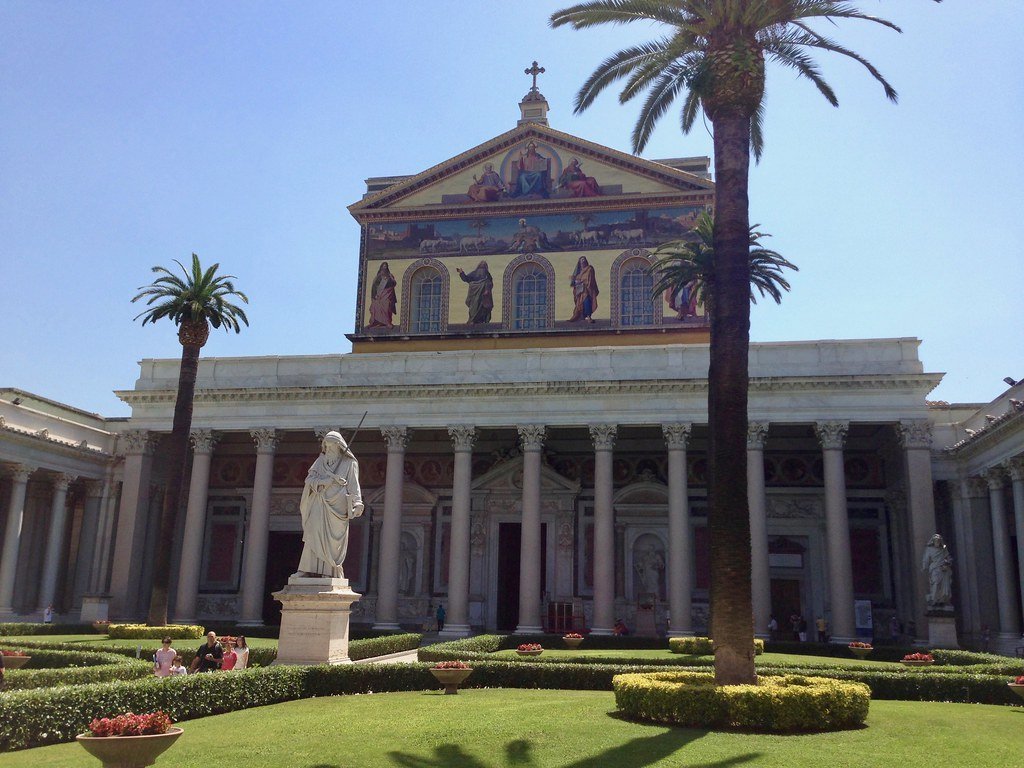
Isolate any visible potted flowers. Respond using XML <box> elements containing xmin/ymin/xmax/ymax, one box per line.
<box><xmin>1008</xmin><ymin>675</ymin><xmax>1024</xmax><ymax>701</ymax></box>
<box><xmin>1</xmin><ymin>649</ymin><xmax>30</xmax><ymax>670</ymax></box>
<box><xmin>563</xmin><ymin>633</ymin><xmax>584</xmax><ymax>650</ymax></box>
<box><xmin>516</xmin><ymin>643</ymin><xmax>544</xmax><ymax>657</ymax></box>
<box><xmin>901</xmin><ymin>652</ymin><xmax>935</xmax><ymax>668</ymax></box>
<box><xmin>848</xmin><ymin>641</ymin><xmax>873</xmax><ymax>660</ymax></box>
<box><xmin>429</xmin><ymin>660</ymin><xmax>473</xmax><ymax>695</ymax></box>
<box><xmin>76</xmin><ymin>711</ymin><xmax>182</xmax><ymax>767</ymax></box>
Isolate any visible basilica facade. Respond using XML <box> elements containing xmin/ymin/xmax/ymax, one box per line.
<box><xmin>2</xmin><ymin>88</ymin><xmax>1022</xmax><ymax>653</ymax></box>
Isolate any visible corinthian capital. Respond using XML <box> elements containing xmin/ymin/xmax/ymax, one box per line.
<box><xmin>747</xmin><ymin>421</ymin><xmax>770</xmax><ymax>450</ymax></box>
<box><xmin>517</xmin><ymin>424</ymin><xmax>546</xmax><ymax>452</ymax></box>
<box><xmin>447</xmin><ymin>425</ymin><xmax>477</xmax><ymax>452</ymax></box>
<box><xmin>815</xmin><ymin>421</ymin><xmax>849</xmax><ymax>450</ymax></box>
<box><xmin>250</xmin><ymin>428</ymin><xmax>279</xmax><ymax>453</ymax></box>
<box><xmin>119</xmin><ymin>429</ymin><xmax>157</xmax><ymax>456</ymax></box>
<box><xmin>1003</xmin><ymin>458</ymin><xmax>1024</xmax><ymax>482</ymax></box>
<box><xmin>662</xmin><ymin>422</ymin><xmax>691</xmax><ymax>451</ymax></box>
<box><xmin>381</xmin><ymin>426</ymin><xmax>409</xmax><ymax>451</ymax></box>
<box><xmin>190</xmin><ymin>429</ymin><xmax>219</xmax><ymax>454</ymax></box>
<box><xmin>7</xmin><ymin>464</ymin><xmax>36</xmax><ymax>483</ymax></box>
<box><xmin>52</xmin><ymin>472</ymin><xmax>76</xmax><ymax>491</ymax></box>
<box><xmin>983</xmin><ymin>467</ymin><xmax>1007</xmax><ymax>491</ymax></box>
<box><xmin>898</xmin><ymin>420</ymin><xmax>933</xmax><ymax>450</ymax></box>
<box><xmin>589</xmin><ymin>424</ymin><xmax>617</xmax><ymax>451</ymax></box>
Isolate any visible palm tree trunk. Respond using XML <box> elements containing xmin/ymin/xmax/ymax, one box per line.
<box><xmin>146</xmin><ymin>342</ymin><xmax>201</xmax><ymax>626</ymax></box>
<box><xmin>708</xmin><ymin>113</ymin><xmax>756</xmax><ymax>685</ymax></box>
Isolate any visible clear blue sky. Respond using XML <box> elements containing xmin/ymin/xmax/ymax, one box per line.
<box><xmin>2</xmin><ymin>2</ymin><xmax>1020</xmax><ymax>417</ymax></box>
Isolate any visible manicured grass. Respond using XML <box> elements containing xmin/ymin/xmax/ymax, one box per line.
<box><xmin>5</xmin><ymin>689</ymin><xmax>1020</xmax><ymax>767</ymax></box>
<box><xmin>1</xmin><ymin>635</ymin><xmax>278</xmax><ymax>650</ymax></box>
<box><xmin>490</xmin><ymin>648</ymin><xmax>901</xmax><ymax>669</ymax></box>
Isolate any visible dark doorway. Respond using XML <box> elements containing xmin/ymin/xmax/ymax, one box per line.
<box><xmin>496</xmin><ymin>522</ymin><xmax>546</xmax><ymax>630</ymax></box>
<box><xmin>770</xmin><ymin>578</ymin><xmax>802</xmax><ymax>640</ymax></box>
<box><xmin>262</xmin><ymin>532</ymin><xmax>303</xmax><ymax>625</ymax></box>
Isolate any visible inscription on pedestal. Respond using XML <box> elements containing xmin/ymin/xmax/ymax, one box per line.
<box><xmin>273</xmin><ymin>579</ymin><xmax>361</xmax><ymax>666</ymax></box>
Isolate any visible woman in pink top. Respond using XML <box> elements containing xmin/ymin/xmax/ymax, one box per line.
<box><xmin>153</xmin><ymin>637</ymin><xmax>176</xmax><ymax>677</ymax></box>
<box><xmin>220</xmin><ymin>639</ymin><xmax>237</xmax><ymax>671</ymax></box>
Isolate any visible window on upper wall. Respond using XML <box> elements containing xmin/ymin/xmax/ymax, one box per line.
<box><xmin>513</xmin><ymin>263</ymin><xmax>548</xmax><ymax>330</ymax></box>
<box><xmin>620</xmin><ymin>259</ymin><xmax>655</xmax><ymax>326</ymax></box>
<box><xmin>410</xmin><ymin>268</ymin><xmax>443</xmax><ymax>333</ymax></box>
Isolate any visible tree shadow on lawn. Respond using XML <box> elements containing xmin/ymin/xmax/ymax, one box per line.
<box><xmin>387</xmin><ymin>732</ymin><xmax>761</xmax><ymax>768</ymax></box>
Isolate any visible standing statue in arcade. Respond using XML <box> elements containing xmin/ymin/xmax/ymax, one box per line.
<box><xmin>294</xmin><ymin>431</ymin><xmax>364</xmax><ymax>579</ymax></box>
<box><xmin>921</xmin><ymin>533</ymin><xmax>954</xmax><ymax>608</ymax></box>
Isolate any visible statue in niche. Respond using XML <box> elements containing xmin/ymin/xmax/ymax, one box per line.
<box><xmin>456</xmin><ymin>260</ymin><xmax>494</xmax><ymax>323</ymax></box>
<box><xmin>467</xmin><ymin>163</ymin><xmax>506</xmax><ymax>202</ymax></box>
<box><xmin>399</xmin><ymin>532</ymin><xmax>418</xmax><ymax>596</ymax></box>
<box><xmin>921</xmin><ymin>533</ymin><xmax>954</xmax><ymax>608</ymax></box>
<box><xmin>633</xmin><ymin>541</ymin><xmax>665</xmax><ymax>602</ymax></box>
<box><xmin>293</xmin><ymin>431</ymin><xmax>364</xmax><ymax>579</ymax></box>
<box><xmin>367</xmin><ymin>262</ymin><xmax>397</xmax><ymax>328</ymax></box>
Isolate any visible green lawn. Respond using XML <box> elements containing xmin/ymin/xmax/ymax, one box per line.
<box><xmin>5</xmin><ymin>689</ymin><xmax>1020</xmax><ymax>767</ymax></box>
<box><xmin>488</xmin><ymin>648</ymin><xmax>901</xmax><ymax>669</ymax></box>
<box><xmin>1</xmin><ymin>635</ymin><xmax>278</xmax><ymax>650</ymax></box>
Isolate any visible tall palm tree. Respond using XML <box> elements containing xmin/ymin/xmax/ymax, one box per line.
<box><xmin>651</xmin><ymin>211</ymin><xmax>797</xmax><ymax>317</ymax></box>
<box><xmin>132</xmin><ymin>254</ymin><xmax>249</xmax><ymax>626</ymax></box>
<box><xmin>551</xmin><ymin>0</ymin><xmax>939</xmax><ymax>684</ymax></box>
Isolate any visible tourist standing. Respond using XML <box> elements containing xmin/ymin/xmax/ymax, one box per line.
<box><xmin>153</xmin><ymin>636</ymin><xmax>176</xmax><ymax>677</ymax></box>
<box><xmin>221</xmin><ymin>640</ymin><xmax>238</xmax><ymax>671</ymax></box>
<box><xmin>43</xmin><ymin>605</ymin><xmax>53</xmax><ymax>624</ymax></box>
<box><xmin>190</xmin><ymin>631</ymin><xmax>223</xmax><ymax>673</ymax></box>
<box><xmin>815</xmin><ymin>616</ymin><xmax>828</xmax><ymax>643</ymax></box>
<box><xmin>798</xmin><ymin>617</ymin><xmax>808</xmax><ymax>642</ymax></box>
<box><xmin>234</xmin><ymin>636</ymin><xmax>249</xmax><ymax>670</ymax></box>
<box><xmin>169</xmin><ymin>656</ymin><xmax>188</xmax><ymax>676</ymax></box>
<box><xmin>767</xmin><ymin>615</ymin><xmax>778</xmax><ymax>640</ymax></box>
<box><xmin>436</xmin><ymin>603</ymin><xmax>446</xmax><ymax>633</ymax></box>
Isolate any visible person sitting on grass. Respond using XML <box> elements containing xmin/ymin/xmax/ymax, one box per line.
<box><xmin>613</xmin><ymin>618</ymin><xmax>630</xmax><ymax>636</ymax></box>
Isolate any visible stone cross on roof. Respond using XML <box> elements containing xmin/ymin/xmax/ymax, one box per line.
<box><xmin>525</xmin><ymin>61</ymin><xmax>545</xmax><ymax>92</ymax></box>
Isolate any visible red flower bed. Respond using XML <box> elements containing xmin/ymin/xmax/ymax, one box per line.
<box><xmin>87</xmin><ymin>712</ymin><xmax>173</xmax><ymax>737</ymax></box>
<box><xmin>564</xmin><ymin>633</ymin><xmax>584</xmax><ymax>640</ymax></box>
<box><xmin>432</xmin><ymin>660</ymin><xmax>471</xmax><ymax>670</ymax></box>
<box><xmin>902</xmin><ymin>652</ymin><xmax>934</xmax><ymax>662</ymax></box>
<box><xmin>517</xmin><ymin>643</ymin><xmax>543</xmax><ymax>652</ymax></box>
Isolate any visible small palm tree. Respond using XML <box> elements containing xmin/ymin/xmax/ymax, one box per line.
<box><xmin>651</xmin><ymin>212</ymin><xmax>797</xmax><ymax>317</ymax></box>
<box><xmin>551</xmin><ymin>0</ymin><xmax>940</xmax><ymax>684</ymax></box>
<box><xmin>132</xmin><ymin>253</ymin><xmax>249</xmax><ymax>626</ymax></box>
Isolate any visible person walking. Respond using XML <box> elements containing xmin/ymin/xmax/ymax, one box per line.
<box><xmin>153</xmin><ymin>636</ymin><xmax>176</xmax><ymax>677</ymax></box>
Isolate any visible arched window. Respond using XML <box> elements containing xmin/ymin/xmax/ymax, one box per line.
<box><xmin>513</xmin><ymin>263</ymin><xmax>548</xmax><ymax>330</ymax></box>
<box><xmin>619</xmin><ymin>259</ymin><xmax>655</xmax><ymax>326</ymax></box>
<box><xmin>410</xmin><ymin>267</ymin><xmax>443</xmax><ymax>333</ymax></box>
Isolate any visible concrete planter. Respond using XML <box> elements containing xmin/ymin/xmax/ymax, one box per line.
<box><xmin>900</xmin><ymin>660</ymin><xmax>934</xmax><ymax>668</ymax></box>
<box><xmin>1</xmin><ymin>655</ymin><xmax>30</xmax><ymax>670</ymax></box>
<box><xmin>516</xmin><ymin>649</ymin><xmax>543</xmax><ymax>657</ymax></box>
<box><xmin>848</xmin><ymin>646</ymin><xmax>872</xmax><ymax>660</ymax></box>
<box><xmin>1008</xmin><ymin>683</ymin><xmax>1024</xmax><ymax>701</ymax></box>
<box><xmin>76</xmin><ymin>728</ymin><xmax>183</xmax><ymax>768</ymax></box>
<box><xmin>429</xmin><ymin>667</ymin><xmax>472</xmax><ymax>694</ymax></box>
<box><xmin>563</xmin><ymin>637</ymin><xmax>584</xmax><ymax>649</ymax></box>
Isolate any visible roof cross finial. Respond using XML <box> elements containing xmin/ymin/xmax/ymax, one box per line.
<box><xmin>525</xmin><ymin>61</ymin><xmax>545</xmax><ymax>92</ymax></box>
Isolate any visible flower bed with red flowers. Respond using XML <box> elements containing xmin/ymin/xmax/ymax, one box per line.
<box><xmin>848</xmin><ymin>642</ymin><xmax>873</xmax><ymax>649</ymax></box>
<box><xmin>432</xmin><ymin>660</ymin><xmax>471</xmax><ymax>670</ymax></box>
<box><xmin>564</xmin><ymin>633</ymin><xmax>584</xmax><ymax>640</ymax></box>
<box><xmin>902</xmin><ymin>653</ymin><xmax>934</xmax><ymax>662</ymax></box>
<box><xmin>517</xmin><ymin>643</ymin><xmax>543</xmax><ymax>652</ymax></box>
<box><xmin>87</xmin><ymin>712</ymin><xmax>173</xmax><ymax>738</ymax></box>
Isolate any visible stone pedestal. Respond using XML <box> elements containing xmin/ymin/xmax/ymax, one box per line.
<box><xmin>80</xmin><ymin>595</ymin><xmax>110</xmax><ymax>624</ymax></box>
<box><xmin>272</xmin><ymin>577</ymin><xmax>361</xmax><ymax>666</ymax></box>
<box><xmin>635</xmin><ymin>607</ymin><xmax>657</xmax><ymax>638</ymax></box>
<box><xmin>926</xmin><ymin>611</ymin><xmax>959</xmax><ymax>649</ymax></box>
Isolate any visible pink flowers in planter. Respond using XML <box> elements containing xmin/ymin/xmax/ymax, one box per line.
<box><xmin>432</xmin><ymin>660</ymin><xmax>471</xmax><ymax>670</ymax></box>
<box><xmin>87</xmin><ymin>712</ymin><xmax>173</xmax><ymax>737</ymax></box>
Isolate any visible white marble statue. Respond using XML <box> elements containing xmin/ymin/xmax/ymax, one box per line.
<box><xmin>634</xmin><ymin>545</ymin><xmax>665</xmax><ymax>601</ymax></box>
<box><xmin>293</xmin><ymin>431</ymin><xmax>364</xmax><ymax>579</ymax></box>
<box><xmin>921</xmin><ymin>533</ymin><xmax>954</xmax><ymax>607</ymax></box>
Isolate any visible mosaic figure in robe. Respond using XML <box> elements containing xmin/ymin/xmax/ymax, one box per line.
<box><xmin>569</xmin><ymin>256</ymin><xmax>599</xmax><ymax>323</ymax></box>
<box><xmin>457</xmin><ymin>261</ymin><xmax>494</xmax><ymax>324</ymax></box>
<box><xmin>367</xmin><ymin>262</ymin><xmax>397</xmax><ymax>328</ymax></box>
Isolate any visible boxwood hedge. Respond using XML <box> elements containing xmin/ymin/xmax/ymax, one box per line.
<box><xmin>0</xmin><ymin>623</ymin><xmax>99</xmax><ymax>636</ymax></box>
<box><xmin>107</xmin><ymin>624</ymin><xmax>205</xmax><ymax>640</ymax></box>
<box><xmin>669</xmin><ymin>636</ymin><xmax>764</xmax><ymax>655</ymax></box>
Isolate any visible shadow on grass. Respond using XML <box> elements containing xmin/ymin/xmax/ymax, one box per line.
<box><xmin>387</xmin><ymin>732</ymin><xmax>761</xmax><ymax>768</ymax></box>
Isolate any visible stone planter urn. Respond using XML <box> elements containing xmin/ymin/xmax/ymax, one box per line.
<box><xmin>563</xmin><ymin>636</ymin><xmax>584</xmax><ymax>650</ymax></box>
<box><xmin>848</xmin><ymin>646</ymin><xmax>872</xmax><ymax>660</ymax></box>
<box><xmin>429</xmin><ymin>667</ymin><xmax>472</xmax><ymax>695</ymax></box>
<box><xmin>76</xmin><ymin>728</ymin><xmax>183</xmax><ymax>768</ymax></box>
<box><xmin>516</xmin><ymin>649</ymin><xmax>543</xmax><ymax>657</ymax></box>
<box><xmin>1008</xmin><ymin>683</ymin><xmax>1024</xmax><ymax>702</ymax></box>
<box><xmin>900</xmin><ymin>660</ymin><xmax>934</xmax><ymax>668</ymax></box>
<box><xmin>2</xmin><ymin>655</ymin><xmax>30</xmax><ymax>670</ymax></box>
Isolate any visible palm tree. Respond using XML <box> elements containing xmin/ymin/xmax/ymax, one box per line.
<box><xmin>132</xmin><ymin>253</ymin><xmax>249</xmax><ymax>626</ymax></box>
<box><xmin>651</xmin><ymin>211</ymin><xmax>797</xmax><ymax>317</ymax></box>
<box><xmin>551</xmin><ymin>0</ymin><xmax>939</xmax><ymax>684</ymax></box>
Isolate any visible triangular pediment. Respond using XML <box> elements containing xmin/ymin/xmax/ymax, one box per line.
<box><xmin>471</xmin><ymin>454</ymin><xmax>581</xmax><ymax>495</ymax></box>
<box><xmin>349</xmin><ymin>123</ymin><xmax>713</xmax><ymax>218</ymax></box>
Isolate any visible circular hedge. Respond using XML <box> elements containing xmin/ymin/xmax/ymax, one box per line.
<box><xmin>613</xmin><ymin>671</ymin><xmax>870</xmax><ymax>732</ymax></box>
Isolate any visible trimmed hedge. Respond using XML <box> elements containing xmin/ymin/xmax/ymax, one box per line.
<box><xmin>0</xmin><ymin>623</ymin><xmax>99</xmax><ymax>636</ymax></box>
<box><xmin>669</xmin><ymin>636</ymin><xmax>765</xmax><ymax>656</ymax></box>
<box><xmin>613</xmin><ymin>671</ymin><xmax>870</xmax><ymax>732</ymax></box>
<box><xmin>108</xmin><ymin>624</ymin><xmax>205</xmax><ymax>640</ymax></box>
<box><xmin>0</xmin><ymin>643</ymin><xmax>154</xmax><ymax>691</ymax></box>
<box><xmin>348</xmin><ymin>633</ymin><xmax>421</xmax><ymax>661</ymax></box>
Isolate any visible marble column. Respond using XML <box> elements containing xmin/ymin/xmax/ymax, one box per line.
<box><xmin>663</xmin><ymin>423</ymin><xmax>693</xmax><ymax>636</ymax></box>
<box><xmin>89</xmin><ymin>473</ymin><xmax>120</xmax><ymax>595</ymax></box>
<box><xmin>590</xmin><ymin>424</ymin><xmax>617</xmax><ymax>635</ymax></box>
<box><xmin>38</xmin><ymin>473</ymin><xmax>75</xmax><ymax>612</ymax></box>
<box><xmin>816</xmin><ymin>421</ymin><xmax>855</xmax><ymax>643</ymax></box>
<box><xmin>898</xmin><ymin>420</ymin><xmax>939</xmax><ymax>637</ymax></box>
<box><xmin>73</xmin><ymin>479</ymin><xmax>105</xmax><ymax>604</ymax></box>
<box><xmin>441</xmin><ymin>425</ymin><xmax>475</xmax><ymax>637</ymax></box>
<box><xmin>0</xmin><ymin>465</ymin><xmax>35</xmax><ymax>615</ymax></box>
<box><xmin>516</xmin><ymin>425</ymin><xmax>545</xmax><ymax>634</ymax></box>
<box><xmin>173</xmin><ymin>430</ymin><xmax>218</xmax><ymax>624</ymax></box>
<box><xmin>959</xmin><ymin>477</ymin><xmax>993</xmax><ymax>640</ymax></box>
<box><xmin>1008</xmin><ymin>459</ymin><xmax>1024</xmax><ymax>625</ymax></box>
<box><xmin>747</xmin><ymin>422</ymin><xmax>771</xmax><ymax>639</ymax></box>
<box><xmin>984</xmin><ymin>468</ymin><xmax>1020</xmax><ymax>639</ymax></box>
<box><xmin>109</xmin><ymin>430</ymin><xmax>157</xmax><ymax>618</ymax></box>
<box><xmin>239</xmin><ymin>429</ymin><xmax>278</xmax><ymax>625</ymax></box>
<box><xmin>374</xmin><ymin>426</ymin><xmax>408</xmax><ymax>630</ymax></box>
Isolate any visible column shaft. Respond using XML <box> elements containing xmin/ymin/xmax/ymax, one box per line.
<box><xmin>109</xmin><ymin>431</ymin><xmax>155</xmax><ymax>618</ymax></box>
<box><xmin>240</xmin><ymin>429</ymin><xmax>277</xmax><ymax>625</ymax></box>
<box><xmin>664</xmin><ymin>423</ymin><xmax>692</xmax><ymax>636</ymax></box>
<box><xmin>375</xmin><ymin>426</ymin><xmax>407</xmax><ymax>630</ymax></box>
<box><xmin>899</xmin><ymin>421</ymin><xmax>939</xmax><ymax>640</ymax></box>
<box><xmin>0</xmin><ymin>466</ymin><xmax>34</xmax><ymax>614</ymax></box>
<box><xmin>516</xmin><ymin>425</ymin><xmax>545</xmax><ymax>634</ymax></box>
<box><xmin>38</xmin><ymin>475</ymin><xmax>74</xmax><ymax>611</ymax></box>
<box><xmin>986</xmin><ymin>471</ymin><xmax>1019</xmax><ymax>636</ymax></box>
<box><xmin>174</xmin><ymin>431</ymin><xmax>217</xmax><ymax>623</ymax></box>
<box><xmin>817</xmin><ymin>422</ymin><xmax>855</xmax><ymax>643</ymax></box>
<box><xmin>590</xmin><ymin>425</ymin><xmax>616</xmax><ymax>635</ymax></box>
<box><xmin>747</xmin><ymin>422</ymin><xmax>771</xmax><ymax>639</ymax></box>
<box><xmin>441</xmin><ymin>426</ymin><xmax>475</xmax><ymax>637</ymax></box>
<box><xmin>90</xmin><ymin>477</ymin><xmax>120</xmax><ymax>595</ymax></box>
<box><xmin>1008</xmin><ymin>461</ymin><xmax>1024</xmax><ymax>624</ymax></box>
